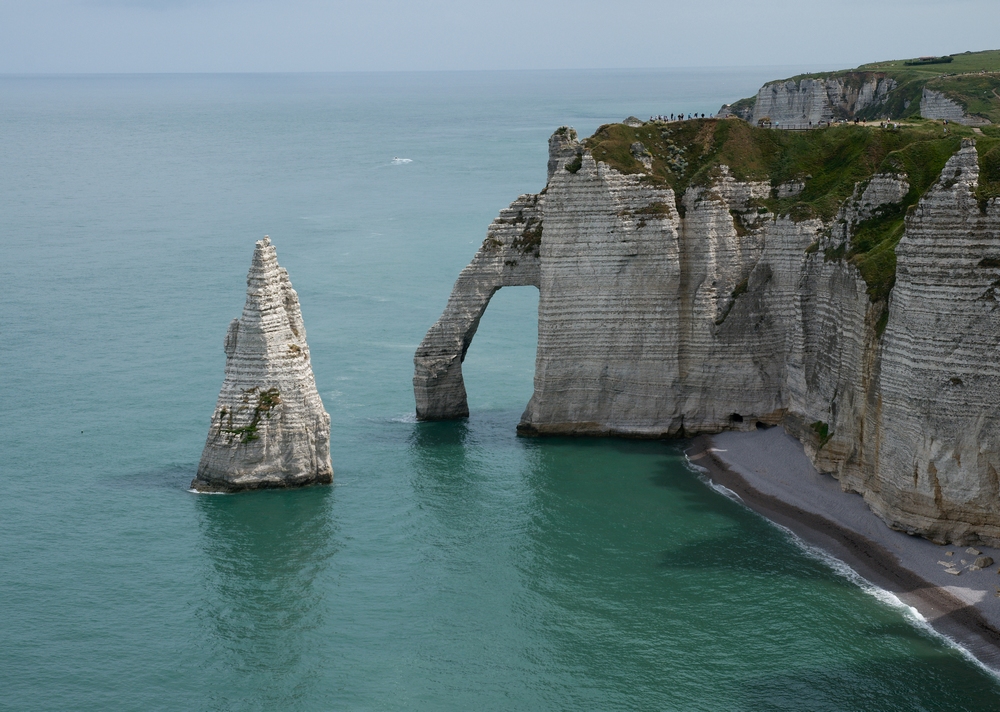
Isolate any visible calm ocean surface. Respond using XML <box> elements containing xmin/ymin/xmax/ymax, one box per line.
<box><xmin>3</xmin><ymin>70</ymin><xmax>1000</xmax><ymax>711</ymax></box>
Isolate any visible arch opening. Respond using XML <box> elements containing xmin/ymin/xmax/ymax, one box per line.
<box><xmin>461</xmin><ymin>285</ymin><xmax>539</xmax><ymax>414</ymax></box>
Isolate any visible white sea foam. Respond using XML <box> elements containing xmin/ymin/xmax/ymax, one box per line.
<box><xmin>774</xmin><ymin>520</ymin><xmax>1000</xmax><ymax>679</ymax></box>
<box><xmin>683</xmin><ymin>453</ymin><xmax>1000</xmax><ymax>678</ymax></box>
<box><xmin>391</xmin><ymin>157</ymin><xmax>413</xmax><ymax>164</ymax></box>
<box><xmin>187</xmin><ymin>488</ymin><xmax>229</xmax><ymax>495</ymax></box>
<box><xmin>702</xmin><ymin>476</ymin><xmax>743</xmax><ymax>503</ymax></box>
<box><xmin>389</xmin><ymin>413</ymin><xmax>418</xmax><ymax>424</ymax></box>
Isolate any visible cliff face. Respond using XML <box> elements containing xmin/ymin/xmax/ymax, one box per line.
<box><xmin>417</xmin><ymin>121</ymin><xmax>1000</xmax><ymax>546</ymax></box>
<box><xmin>748</xmin><ymin>75</ymin><xmax>897</xmax><ymax>125</ymax></box>
<box><xmin>920</xmin><ymin>87</ymin><xmax>992</xmax><ymax>126</ymax></box>
<box><xmin>193</xmin><ymin>237</ymin><xmax>332</xmax><ymax>492</ymax></box>
<box><xmin>868</xmin><ymin>146</ymin><xmax>1000</xmax><ymax>543</ymax></box>
<box><xmin>722</xmin><ymin>49</ymin><xmax>1000</xmax><ymax>127</ymax></box>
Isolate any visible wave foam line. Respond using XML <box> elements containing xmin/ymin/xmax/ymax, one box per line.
<box><xmin>683</xmin><ymin>453</ymin><xmax>1000</xmax><ymax>679</ymax></box>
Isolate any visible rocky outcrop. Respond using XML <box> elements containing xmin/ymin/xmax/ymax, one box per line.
<box><xmin>193</xmin><ymin>236</ymin><xmax>332</xmax><ymax>492</ymax></box>
<box><xmin>417</xmin><ymin>127</ymin><xmax>1000</xmax><ymax>547</ymax></box>
<box><xmin>864</xmin><ymin>143</ymin><xmax>1000</xmax><ymax>543</ymax></box>
<box><xmin>827</xmin><ymin>173</ymin><xmax>911</xmax><ymax>246</ymax></box>
<box><xmin>749</xmin><ymin>74</ymin><xmax>897</xmax><ymax>126</ymax></box>
<box><xmin>413</xmin><ymin>191</ymin><xmax>542</xmax><ymax>419</ymax></box>
<box><xmin>920</xmin><ymin>87</ymin><xmax>991</xmax><ymax>126</ymax></box>
<box><xmin>717</xmin><ymin>102</ymin><xmax>753</xmax><ymax>122</ymax></box>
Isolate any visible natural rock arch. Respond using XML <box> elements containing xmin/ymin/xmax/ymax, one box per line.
<box><xmin>414</xmin><ymin>129</ymin><xmax>581</xmax><ymax>420</ymax></box>
<box><xmin>413</xmin><ymin>193</ymin><xmax>542</xmax><ymax>420</ymax></box>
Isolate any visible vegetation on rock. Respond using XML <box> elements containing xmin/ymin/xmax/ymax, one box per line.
<box><xmin>222</xmin><ymin>387</ymin><xmax>281</xmax><ymax>444</ymax></box>
<box><xmin>584</xmin><ymin>117</ymin><xmax>987</xmax><ymax>305</ymax></box>
<box><xmin>511</xmin><ymin>219</ymin><xmax>543</xmax><ymax>256</ymax></box>
<box><xmin>811</xmin><ymin>420</ymin><xmax>832</xmax><ymax>448</ymax></box>
<box><xmin>565</xmin><ymin>152</ymin><xmax>583</xmax><ymax>174</ymax></box>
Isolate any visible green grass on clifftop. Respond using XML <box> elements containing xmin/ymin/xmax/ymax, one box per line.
<box><xmin>975</xmin><ymin>124</ymin><xmax>1000</xmax><ymax>210</ymax></box>
<box><xmin>584</xmin><ymin>118</ymin><xmax>966</xmax><ymax>221</ymax></box>
<box><xmin>583</xmin><ymin>118</ymin><xmax>985</xmax><ymax>303</ymax></box>
<box><xmin>858</xmin><ymin>49</ymin><xmax>1000</xmax><ymax>80</ymax></box>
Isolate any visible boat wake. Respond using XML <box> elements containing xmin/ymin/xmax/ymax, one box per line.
<box><xmin>391</xmin><ymin>157</ymin><xmax>413</xmax><ymax>165</ymax></box>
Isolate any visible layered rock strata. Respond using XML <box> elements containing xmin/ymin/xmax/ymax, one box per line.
<box><xmin>920</xmin><ymin>87</ymin><xmax>991</xmax><ymax>126</ymax></box>
<box><xmin>727</xmin><ymin>73</ymin><xmax>992</xmax><ymax>128</ymax></box>
<box><xmin>417</xmin><ymin>129</ymin><xmax>1000</xmax><ymax>546</ymax></box>
<box><xmin>414</xmin><ymin>192</ymin><xmax>542</xmax><ymax>419</ymax></box>
<box><xmin>746</xmin><ymin>75</ymin><xmax>897</xmax><ymax>126</ymax></box>
<box><xmin>193</xmin><ymin>236</ymin><xmax>332</xmax><ymax>492</ymax></box>
<box><xmin>412</xmin><ymin>129</ymin><xmax>568</xmax><ymax>419</ymax></box>
<box><xmin>867</xmin><ymin>144</ymin><xmax>1000</xmax><ymax>543</ymax></box>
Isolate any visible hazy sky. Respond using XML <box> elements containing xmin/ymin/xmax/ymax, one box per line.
<box><xmin>1</xmin><ymin>0</ymin><xmax>997</xmax><ymax>73</ymax></box>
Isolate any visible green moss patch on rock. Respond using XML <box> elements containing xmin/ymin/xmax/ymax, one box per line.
<box><xmin>511</xmin><ymin>219</ymin><xmax>543</xmax><ymax>256</ymax></box>
<box><xmin>847</xmin><ymin>136</ymin><xmax>961</xmax><ymax>302</ymax></box>
<box><xmin>811</xmin><ymin>420</ymin><xmax>832</xmax><ymax>448</ymax></box>
<box><xmin>976</xmin><ymin>134</ymin><xmax>1000</xmax><ymax>212</ymax></box>
<box><xmin>222</xmin><ymin>387</ymin><xmax>281</xmax><ymax>444</ymax></box>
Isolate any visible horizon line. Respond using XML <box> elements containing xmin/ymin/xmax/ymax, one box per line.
<box><xmin>0</xmin><ymin>64</ymin><xmax>831</xmax><ymax>78</ymax></box>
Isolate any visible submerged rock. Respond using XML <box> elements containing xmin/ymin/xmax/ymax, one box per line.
<box><xmin>192</xmin><ymin>236</ymin><xmax>332</xmax><ymax>492</ymax></box>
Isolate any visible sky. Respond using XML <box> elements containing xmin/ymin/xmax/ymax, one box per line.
<box><xmin>1</xmin><ymin>0</ymin><xmax>998</xmax><ymax>74</ymax></box>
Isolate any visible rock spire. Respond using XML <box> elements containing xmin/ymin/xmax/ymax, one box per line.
<box><xmin>192</xmin><ymin>236</ymin><xmax>332</xmax><ymax>492</ymax></box>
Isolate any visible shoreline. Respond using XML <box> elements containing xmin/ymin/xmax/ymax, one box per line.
<box><xmin>686</xmin><ymin>427</ymin><xmax>1000</xmax><ymax>672</ymax></box>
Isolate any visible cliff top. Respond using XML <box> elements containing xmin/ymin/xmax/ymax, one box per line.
<box><xmin>585</xmin><ymin>118</ymin><xmax>997</xmax><ymax>216</ymax></box>
<box><xmin>582</xmin><ymin>117</ymin><xmax>1000</xmax><ymax>303</ymax></box>
<box><xmin>803</xmin><ymin>49</ymin><xmax>1000</xmax><ymax>81</ymax></box>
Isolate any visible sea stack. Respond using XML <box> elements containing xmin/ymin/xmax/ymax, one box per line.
<box><xmin>192</xmin><ymin>236</ymin><xmax>332</xmax><ymax>492</ymax></box>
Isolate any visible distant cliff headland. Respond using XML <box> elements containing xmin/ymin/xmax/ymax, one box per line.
<box><xmin>720</xmin><ymin>49</ymin><xmax>1000</xmax><ymax>127</ymax></box>
<box><xmin>415</xmin><ymin>50</ymin><xmax>1000</xmax><ymax>547</ymax></box>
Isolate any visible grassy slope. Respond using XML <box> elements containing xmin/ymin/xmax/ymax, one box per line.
<box><xmin>584</xmin><ymin>118</ymin><xmax>1000</xmax><ymax>304</ymax></box>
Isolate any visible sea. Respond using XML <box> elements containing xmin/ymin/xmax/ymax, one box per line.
<box><xmin>3</xmin><ymin>70</ymin><xmax>1000</xmax><ymax>711</ymax></box>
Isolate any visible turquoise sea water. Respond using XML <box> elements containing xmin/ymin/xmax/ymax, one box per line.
<box><xmin>4</xmin><ymin>70</ymin><xmax>1000</xmax><ymax>710</ymax></box>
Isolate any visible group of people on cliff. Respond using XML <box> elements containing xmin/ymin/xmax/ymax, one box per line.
<box><xmin>650</xmin><ymin>113</ymin><xmax>711</xmax><ymax>122</ymax></box>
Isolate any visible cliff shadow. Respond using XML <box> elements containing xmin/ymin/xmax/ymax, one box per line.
<box><xmin>501</xmin><ymin>435</ymin><xmax>1000</xmax><ymax>707</ymax></box>
<box><xmin>408</xmin><ymin>418</ymin><xmax>472</xmax><ymax>484</ymax></box>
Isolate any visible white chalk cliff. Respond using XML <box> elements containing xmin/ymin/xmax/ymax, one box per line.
<box><xmin>416</xmin><ymin>129</ymin><xmax>1000</xmax><ymax>547</ymax></box>
<box><xmin>748</xmin><ymin>75</ymin><xmax>898</xmax><ymax>125</ymax></box>
<box><xmin>193</xmin><ymin>237</ymin><xmax>332</xmax><ymax>492</ymax></box>
<box><xmin>723</xmin><ymin>73</ymin><xmax>992</xmax><ymax>128</ymax></box>
<box><xmin>920</xmin><ymin>87</ymin><xmax>992</xmax><ymax>126</ymax></box>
